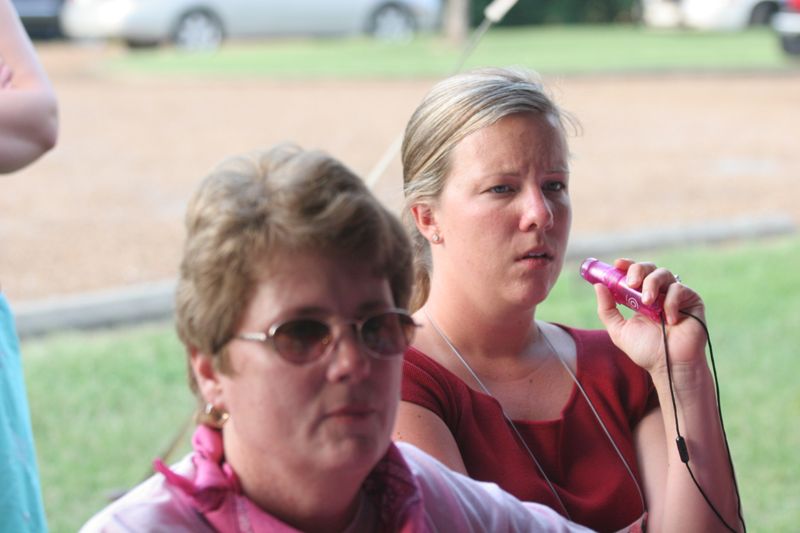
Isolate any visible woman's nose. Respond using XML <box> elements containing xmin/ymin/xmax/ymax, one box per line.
<box><xmin>519</xmin><ymin>188</ymin><xmax>554</xmax><ymax>231</ymax></box>
<box><xmin>326</xmin><ymin>327</ymin><xmax>371</xmax><ymax>383</ymax></box>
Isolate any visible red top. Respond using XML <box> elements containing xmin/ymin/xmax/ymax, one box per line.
<box><xmin>402</xmin><ymin>326</ymin><xmax>659</xmax><ymax>533</ymax></box>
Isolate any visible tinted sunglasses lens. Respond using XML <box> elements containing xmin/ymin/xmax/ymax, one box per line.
<box><xmin>361</xmin><ymin>312</ymin><xmax>415</xmax><ymax>356</ymax></box>
<box><xmin>273</xmin><ymin>319</ymin><xmax>331</xmax><ymax>362</ymax></box>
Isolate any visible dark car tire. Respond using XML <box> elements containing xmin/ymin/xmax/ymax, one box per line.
<box><xmin>781</xmin><ymin>34</ymin><xmax>800</xmax><ymax>55</ymax></box>
<box><xmin>172</xmin><ymin>9</ymin><xmax>224</xmax><ymax>51</ymax></box>
<box><xmin>749</xmin><ymin>1</ymin><xmax>779</xmax><ymax>26</ymax></box>
<box><xmin>125</xmin><ymin>39</ymin><xmax>159</xmax><ymax>49</ymax></box>
<box><xmin>367</xmin><ymin>3</ymin><xmax>417</xmax><ymax>42</ymax></box>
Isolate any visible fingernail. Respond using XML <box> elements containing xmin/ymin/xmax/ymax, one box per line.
<box><xmin>642</xmin><ymin>290</ymin><xmax>653</xmax><ymax>304</ymax></box>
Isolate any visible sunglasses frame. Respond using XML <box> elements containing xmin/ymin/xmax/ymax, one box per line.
<box><xmin>234</xmin><ymin>308</ymin><xmax>417</xmax><ymax>365</ymax></box>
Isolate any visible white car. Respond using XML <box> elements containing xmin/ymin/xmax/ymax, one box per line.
<box><xmin>642</xmin><ymin>0</ymin><xmax>780</xmax><ymax>30</ymax></box>
<box><xmin>773</xmin><ymin>0</ymin><xmax>800</xmax><ymax>54</ymax></box>
<box><xmin>60</xmin><ymin>0</ymin><xmax>442</xmax><ymax>50</ymax></box>
<box><xmin>12</xmin><ymin>0</ymin><xmax>64</xmax><ymax>36</ymax></box>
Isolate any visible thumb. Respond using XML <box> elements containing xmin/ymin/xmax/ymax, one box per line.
<box><xmin>594</xmin><ymin>284</ymin><xmax>625</xmax><ymax>332</ymax></box>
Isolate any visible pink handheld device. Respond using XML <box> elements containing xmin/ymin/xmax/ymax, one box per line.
<box><xmin>579</xmin><ymin>257</ymin><xmax>664</xmax><ymax>322</ymax></box>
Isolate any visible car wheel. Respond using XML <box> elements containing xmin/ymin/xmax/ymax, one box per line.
<box><xmin>748</xmin><ymin>1</ymin><xmax>778</xmax><ymax>26</ymax></box>
<box><xmin>172</xmin><ymin>10</ymin><xmax>224</xmax><ymax>51</ymax></box>
<box><xmin>781</xmin><ymin>34</ymin><xmax>800</xmax><ymax>55</ymax></box>
<box><xmin>367</xmin><ymin>3</ymin><xmax>417</xmax><ymax>42</ymax></box>
<box><xmin>125</xmin><ymin>39</ymin><xmax>159</xmax><ymax>50</ymax></box>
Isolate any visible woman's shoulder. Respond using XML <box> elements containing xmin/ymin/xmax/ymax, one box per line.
<box><xmin>403</xmin><ymin>345</ymin><xmax>487</xmax><ymax>400</ymax></box>
<box><xmin>79</xmin><ymin>454</ymin><xmax>213</xmax><ymax>533</ymax></box>
<box><xmin>402</xmin><ymin>346</ymin><xmax>474</xmax><ymax>418</ymax></box>
<box><xmin>404</xmin><ymin>346</ymin><xmax>475</xmax><ymax>391</ymax></box>
<box><xmin>405</xmin><ymin>346</ymin><xmax>457</xmax><ymax>376</ymax></box>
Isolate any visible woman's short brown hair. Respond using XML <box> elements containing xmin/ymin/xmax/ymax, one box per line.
<box><xmin>175</xmin><ymin>143</ymin><xmax>412</xmax><ymax>394</ymax></box>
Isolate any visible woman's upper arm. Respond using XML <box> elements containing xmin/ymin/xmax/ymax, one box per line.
<box><xmin>0</xmin><ymin>0</ymin><xmax>58</xmax><ymax>172</ymax></box>
<box><xmin>394</xmin><ymin>400</ymin><xmax>468</xmax><ymax>475</ymax></box>
<box><xmin>634</xmin><ymin>406</ymin><xmax>668</xmax><ymax>527</ymax></box>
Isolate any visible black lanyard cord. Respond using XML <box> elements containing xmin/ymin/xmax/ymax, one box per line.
<box><xmin>661</xmin><ymin>310</ymin><xmax>746</xmax><ymax>533</ymax></box>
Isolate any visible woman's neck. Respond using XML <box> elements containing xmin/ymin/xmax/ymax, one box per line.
<box><xmin>422</xmin><ymin>282</ymin><xmax>541</xmax><ymax>362</ymax></box>
<box><xmin>224</xmin><ymin>435</ymin><xmax>366</xmax><ymax>533</ymax></box>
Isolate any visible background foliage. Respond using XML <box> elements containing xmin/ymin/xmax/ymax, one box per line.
<box><xmin>469</xmin><ymin>0</ymin><xmax>639</xmax><ymax>26</ymax></box>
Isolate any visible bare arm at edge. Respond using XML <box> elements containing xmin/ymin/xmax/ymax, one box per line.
<box><xmin>0</xmin><ymin>0</ymin><xmax>58</xmax><ymax>173</ymax></box>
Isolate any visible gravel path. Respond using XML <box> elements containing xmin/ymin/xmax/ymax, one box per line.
<box><xmin>2</xmin><ymin>42</ymin><xmax>798</xmax><ymax>304</ymax></box>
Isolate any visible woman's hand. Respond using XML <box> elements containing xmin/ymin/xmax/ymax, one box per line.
<box><xmin>593</xmin><ymin>258</ymin><xmax>707</xmax><ymax>375</ymax></box>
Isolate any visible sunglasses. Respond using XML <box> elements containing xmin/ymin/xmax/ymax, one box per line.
<box><xmin>234</xmin><ymin>309</ymin><xmax>417</xmax><ymax>365</ymax></box>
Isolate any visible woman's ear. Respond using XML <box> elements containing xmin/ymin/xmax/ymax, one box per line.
<box><xmin>190</xmin><ymin>347</ymin><xmax>224</xmax><ymax>407</ymax></box>
<box><xmin>410</xmin><ymin>202</ymin><xmax>441</xmax><ymax>244</ymax></box>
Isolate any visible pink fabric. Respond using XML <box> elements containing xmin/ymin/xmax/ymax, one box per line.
<box><xmin>153</xmin><ymin>425</ymin><xmax>425</xmax><ymax>532</ymax></box>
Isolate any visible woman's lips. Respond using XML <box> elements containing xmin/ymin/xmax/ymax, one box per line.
<box><xmin>517</xmin><ymin>249</ymin><xmax>553</xmax><ymax>262</ymax></box>
<box><xmin>326</xmin><ymin>405</ymin><xmax>376</xmax><ymax>419</ymax></box>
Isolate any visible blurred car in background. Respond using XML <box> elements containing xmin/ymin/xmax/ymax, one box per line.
<box><xmin>773</xmin><ymin>0</ymin><xmax>800</xmax><ymax>54</ymax></box>
<box><xmin>641</xmin><ymin>0</ymin><xmax>683</xmax><ymax>27</ymax></box>
<box><xmin>682</xmin><ymin>0</ymin><xmax>779</xmax><ymax>28</ymax></box>
<box><xmin>12</xmin><ymin>0</ymin><xmax>64</xmax><ymax>37</ymax></box>
<box><xmin>60</xmin><ymin>0</ymin><xmax>442</xmax><ymax>50</ymax></box>
<box><xmin>642</xmin><ymin>0</ymin><xmax>780</xmax><ymax>30</ymax></box>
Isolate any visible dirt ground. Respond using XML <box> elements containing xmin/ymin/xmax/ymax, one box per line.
<box><xmin>1</xmin><ymin>42</ymin><xmax>799</xmax><ymax>304</ymax></box>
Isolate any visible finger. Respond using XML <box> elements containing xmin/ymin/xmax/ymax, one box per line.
<box><xmin>640</xmin><ymin>267</ymin><xmax>675</xmax><ymax>306</ymax></box>
<box><xmin>618</xmin><ymin>260</ymin><xmax>656</xmax><ymax>291</ymax></box>
<box><xmin>594</xmin><ymin>284</ymin><xmax>625</xmax><ymax>332</ymax></box>
<box><xmin>663</xmin><ymin>282</ymin><xmax>705</xmax><ymax>325</ymax></box>
<box><xmin>612</xmin><ymin>257</ymin><xmax>635</xmax><ymax>272</ymax></box>
<box><xmin>663</xmin><ymin>283</ymin><xmax>683</xmax><ymax>325</ymax></box>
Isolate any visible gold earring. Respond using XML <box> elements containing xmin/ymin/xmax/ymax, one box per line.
<box><xmin>203</xmin><ymin>402</ymin><xmax>229</xmax><ymax>428</ymax></box>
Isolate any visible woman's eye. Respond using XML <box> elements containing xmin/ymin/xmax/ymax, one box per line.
<box><xmin>543</xmin><ymin>181</ymin><xmax>567</xmax><ymax>193</ymax></box>
<box><xmin>488</xmin><ymin>184</ymin><xmax>513</xmax><ymax>194</ymax></box>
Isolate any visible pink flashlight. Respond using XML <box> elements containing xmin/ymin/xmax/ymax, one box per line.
<box><xmin>580</xmin><ymin>258</ymin><xmax>665</xmax><ymax>322</ymax></box>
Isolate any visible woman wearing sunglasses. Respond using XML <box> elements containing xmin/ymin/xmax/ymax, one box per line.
<box><xmin>80</xmin><ymin>143</ymin><xmax>592</xmax><ymax>532</ymax></box>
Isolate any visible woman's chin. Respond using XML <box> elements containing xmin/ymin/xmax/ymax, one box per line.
<box><xmin>317</xmin><ymin>434</ymin><xmax>390</xmax><ymax>472</ymax></box>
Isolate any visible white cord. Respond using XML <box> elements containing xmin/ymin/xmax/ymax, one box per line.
<box><xmin>540</xmin><ymin>328</ymin><xmax>646</xmax><ymax>513</ymax></box>
<box><xmin>424</xmin><ymin>309</ymin><xmax>648</xmax><ymax>520</ymax></box>
<box><xmin>423</xmin><ymin>309</ymin><xmax>572</xmax><ymax>519</ymax></box>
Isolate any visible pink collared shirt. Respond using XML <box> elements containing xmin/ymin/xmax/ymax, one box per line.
<box><xmin>80</xmin><ymin>425</ymin><xmax>595</xmax><ymax>532</ymax></box>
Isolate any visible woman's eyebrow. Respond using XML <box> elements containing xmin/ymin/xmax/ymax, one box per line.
<box><xmin>356</xmin><ymin>299</ymin><xmax>395</xmax><ymax>315</ymax></box>
<box><xmin>274</xmin><ymin>306</ymin><xmax>330</xmax><ymax>319</ymax></box>
<box><xmin>544</xmin><ymin>165</ymin><xmax>570</xmax><ymax>174</ymax></box>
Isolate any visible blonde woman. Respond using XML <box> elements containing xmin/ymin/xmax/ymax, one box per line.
<box><xmin>395</xmin><ymin>67</ymin><xmax>743</xmax><ymax>532</ymax></box>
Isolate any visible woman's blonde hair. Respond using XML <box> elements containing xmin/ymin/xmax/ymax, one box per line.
<box><xmin>176</xmin><ymin>143</ymin><xmax>413</xmax><ymax>398</ymax></box>
<box><xmin>401</xmin><ymin>67</ymin><xmax>574</xmax><ymax>311</ymax></box>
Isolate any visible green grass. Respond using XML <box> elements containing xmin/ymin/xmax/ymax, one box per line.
<box><xmin>542</xmin><ymin>236</ymin><xmax>800</xmax><ymax>532</ymax></box>
<box><xmin>24</xmin><ymin>325</ymin><xmax>194</xmax><ymax>533</ymax></box>
<box><xmin>24</xmin><ymin>235</ymin><xmax>800</xmax><ymax>532</ymax></box>
<box><xmin>103</xmin><ymin>25</ymin><xmax>797</xmax><ymax>80</ymax></box>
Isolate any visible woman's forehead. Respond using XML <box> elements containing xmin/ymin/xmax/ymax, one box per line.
<box><xmin>449</xmin><ymin>115</ymin><xmax>567</xmax><ymax>171</ymax></box>
<box><xmin>248</xmin><ymin>254</ymin><xmax>393</xmax><ymax>316</ymax></box>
